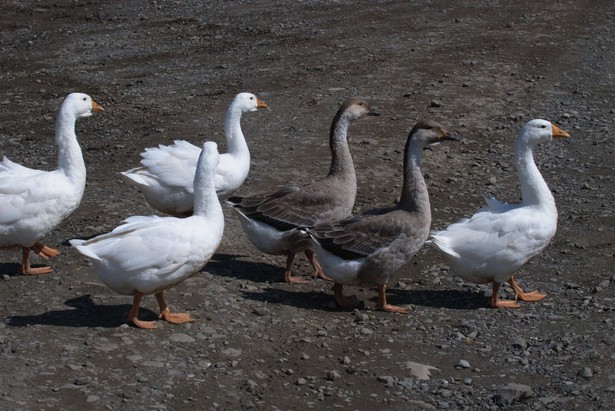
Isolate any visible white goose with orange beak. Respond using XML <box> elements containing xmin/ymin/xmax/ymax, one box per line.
<box><xmin>122</xmin><ymin>92</ymin><xmax>267</xmax><ymax>217</ymax></box>
<box><xmin>429</xmin><ymin>119</ymin><xmax>570</xmax><ymax>308</ymax></box>
<box><xmin>0</xmin><ymin>92</ymin><xmax>104</xmax><ymax>275</ymax></box>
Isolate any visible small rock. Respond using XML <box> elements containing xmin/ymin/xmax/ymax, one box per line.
<box><xmin>403</xmin><ymin>361</ymin><xmax>440</xmax><ymax>380</ymax></box>
<box><xmin>221</xmin><ymin>348</ymin><xmax>242</xmax><ymax>358</ymax></box>
<box><xmin>296</xmin><ymin>378</ymin><xmax>307</xmax><ymax>386</ymax></box>
<box><xmin>253</xmin><ymin>307</ymin><xmax>270</xmax><ymax>316</ymax></box>
<box><xmin>457</xmin><ymin>359</ymin><xmax>471</xmax><ymax>369</ymax></box>
<box><xmin>494</xmin><ymin>383</ymin><xmax>534</xmax><ymax>406</ymax></box>
<box><xmin>377</xmin><ymin>375</ymin><xmax>396</xmax><ymax>387</ymax></box>
<box><xmin>326</xmin><ymin>370</ymin><xmax>341</xmax><ymax>381</ymax></box>
<box><xmin>430</xmin><ymin>100</ymin><xmax>442</xmax><ymax>107</ymax></box>
<box><xmin>578</xmin><ymin>367</ymin><xmax>593</xmax><ymax>379</ymax></box>
<box><xmin>512</xmin><ymin>337</ymin><xmax>528</xmax><ymax>349</ymax></box>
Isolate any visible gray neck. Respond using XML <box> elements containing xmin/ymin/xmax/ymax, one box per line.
<box><xmin>515</xmin><ymin>139</ymin><xmax>555</xmax><ymax>209</ymax></box>
<box><xmin>398</xmin><ymin>139</ymin><xmax>431</xmax><ymax>222</ymax></box>
<box><xmin>327</xmin><ymin>114</ymin><xmax>355</xmax><ymax>181</ymax></box>
<box><xmin>55</xmin><ymin>108</ymin><xmax>86</xmax><ymax>184</ymax></box>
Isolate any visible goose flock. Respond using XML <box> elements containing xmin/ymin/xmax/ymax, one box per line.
<box><xmin>0</xmin><ymin>92</ymin><xmax>570</xmax><ymax>329</ymax></box>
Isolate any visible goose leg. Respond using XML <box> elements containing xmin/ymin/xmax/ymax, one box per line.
<box><xmin>332</xmin><ymin>282</ymin><xmax>357</xmax><ymax>308</ymax></box>
<box><xmin>129</xmin><ymin>291</ymin><xmax>157</xmax><ymax>329</ymax></box>
<box><xmin>20</xmin><ymin>247</ymin><xmax>52</xmax><ymax>275</ymax></box>
<box><xmin>508</xmin><ymin>276</ymin><xmax>546</xmax><ymax>302</ymax></box>
<box><xmin>304</xmin><ymin>249</ymin><xmax>332</xmax><ymax>281</ymax></box>
<box><xmin>157</xmin><ymin>291</ymin><xmax>193</xmax><ymax>324</ymax></box>
<box><xmin>31</xmin><ymin>242</ymin><xmax>59</xmax><ymax>259</ymax></box>
<box><xmin>489</xmin><ymin>282</ymin><xmax>520</xmax><ymax>308</ymax></box>
<box><xmin>283</xmin><ymin>252</ymin><xmax>309</xmax><ymax>284</ymax></box>
<box><xmin>376</xmin><ymin>284</ymin><xmax>407</xmax><ymax>314</ymax></box>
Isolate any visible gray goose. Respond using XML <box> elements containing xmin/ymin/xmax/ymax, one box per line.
<box><xmin>305</xmin><ymin>121</ymin><xmax>459</xmax><ymax>312</ymax></box>
<box><xmin>226</xmin><ymin>97</ymin><xmax>380</xmax><ymax>283</ymax></box>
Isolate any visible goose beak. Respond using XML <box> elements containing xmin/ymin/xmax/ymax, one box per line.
<box><xmin>91</xmin><ymin>100</ymin><xmax>105</xmax><ymax>112</ymax></box>
<box><xmin>367</xmin><ymin>109</ymin><xmax>381</xmax><ymax>117</ymax></box>
<box><xmin>256</xmin><ymin>98</ymin><xmax>268</xmax><ymax>109</ymax></box>
<box><xmin>551</xmin><ymin>123</ymin><xmax>570</xmax><ymax>138</ymax></box>
<box><xmin>438</xmin><ymin>128</ymin><xmax>461</xmax><ymax>141</ymax></box>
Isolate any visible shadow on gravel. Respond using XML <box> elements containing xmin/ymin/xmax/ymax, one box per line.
<box><xmin>5</xmin><ymin>294</ymin><xmax>157</xmax><ymax>328</ymax></box>
<box><xmin>205</xmin><ymin>253</ymin><xmax>284</xmax><ymax>283</ymax></box>
<box><xmin>241</xmin><ymin>288</ymin><xmax>351</xmax><ymax>312</ymax></box>
<box><xmin>242</xmin><ymin>286</ymin><xmax>488</xmax><ymax>311</ymax></box>
<box><xmin>0</xmin><ymin>262</ymin><xmax>21</xmax><ymax>276</ymax></box>
<box><xmin>385</xmin><ymin>288</ymin><xmax>488</xmax><ymax>310</ymax></box>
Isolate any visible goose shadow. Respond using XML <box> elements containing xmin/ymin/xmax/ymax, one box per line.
<box><xmin>240</xmin><ymin>287</ymin><xmax>354</xmax><ymax>312</ymax></box>
<box><xmin>0</xmin><ymin>262</ymin><xmax>22</xmax><ymax>277</ymax></box>
<box><xmin>384</xmin><ymin>288</ymin><xmax>489</xmax><ymax>310</ymax></box>
<box><xmin>6</xmin><ymin>294</ymin><xmax>158</xmax><ymax>328</ymax></box>
<box><xmin>204</xmin><ymin>253</ymin><xmax>288</xmax><ymax>283</ymax></box>
<box><xmin>241</xmin><ymin>285</ymin><xmax>488</xmax><ymax>312</ymax></box>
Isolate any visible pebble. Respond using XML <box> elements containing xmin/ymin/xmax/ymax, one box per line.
<box><xmin>221</xmin><ymin>348</ymin><xmax>242</xmax><ymax>358</ymax></box>
<box><xmin>326</xmin><ymin>370</ymin><xmax>341</xmax><ymax>381</ymax></box>
<box><xmin>456</xmin><ymin>359</ymin><xmax>471</xmax><ymax>369</ymax></box>
<box><xmin>578</xmin><ymin>367</ymin><xmax>593</xmax><ymax>378</ymax></box>
<box><xmin>404</xmin><ymin>361</ymin><xmax>440</xmax><ymax>380</ymax></box>
<box><xmin>494</xmin><ymin>383</ymin><xmax>534</xmax><ymax>406</ymax></box>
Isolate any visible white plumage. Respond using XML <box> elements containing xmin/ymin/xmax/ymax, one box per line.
<box><xmin>0</xmin><ymin>92</ymin><xmax>104</xmax><ymax>275</ymax></box>
<box><xmin>71</xmin><ymin>141</ymin><xmax>224</xmax><ymax>329</ymax></box>
<box><xmin>429</xmin><ymin>119</ymin><xmax>570</xmax><ymax>308</ymax></box>
<box><xmin>122</xmin><ymin>92</ymin><xmax>267</xmax><ymax>216</ymax></box>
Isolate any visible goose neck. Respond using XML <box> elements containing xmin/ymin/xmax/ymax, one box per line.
<box><xmin>398</xmin><ymin>139</ymin><xmax>430</xmax><ymax>218</ymax></box>
<box><xmin>327</xmin><ymin>114</ymin><xmax>355</xmax><ymax>178</ymax></box>
<box><xmin>514</xmin><ymin>139</ymin><xmax>555</xmax><ymax>208</ymax></box>
<box><xmin>55</xmin><ymin>108</ymin><xmax>86</xmax><ymax>183</ymax></box>
<box><xmin>224</xmin><ymin>105</ymin><xmax>248</xmax><ymax>156</ymax></box>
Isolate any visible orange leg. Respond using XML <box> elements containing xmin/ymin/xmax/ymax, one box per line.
<box><xmin>31</xmin><ymin>242</ymin><xmax>59</xmax><ymax>259</ymax></box>
<box><xmin>376</xmin><ymin>284</ymin><xmax>407</xmax><ymax>314</ymax></box>
<box><xmin>489</xmin><ymin>282</ymin><xmax>520</xmax><ymax>308</ymax></box>
<box><xmin>156</xmin><ymin>292</ymin><xmax>193</xmax><ymax>324</ymax></box>
<box><xmin>305</xmin><ymin>249</ymin><xmax>332</xmax><ymax>281</ymax></box>
<box><xmin>20</xmin><ymin>247</ymin><xmax>52</xmax><ymax>275</ymax></box>
<box><xmin>128</xmin><ymin>291</ymin><xmax>157</xmax><ymax>329</ymax></box>
<box><xmin>508</xmin><ymin>276</ymin><xmax>546</xmax><ymax>302</ymax></box>
<box><xmin>332</xmin><ymin>282</ymin><xmax>358</xmax><ymax>308</ymax></box>
<box><xmin>283</xmin><ymin>252</ymin><xmax>309</xmax><ymax>284</ymax></box>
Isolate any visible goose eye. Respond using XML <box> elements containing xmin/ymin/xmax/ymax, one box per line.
<box><xmin>82</xmin><ymin>97</ymin><xmax>87</xmax><ymax>101</ymax></box>
<box><xmin>540</xmin><ymin>125</ymin><xmax>546</xmax><ymax>128</ymax></box>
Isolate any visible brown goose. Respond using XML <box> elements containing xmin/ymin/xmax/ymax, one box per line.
<box><xmin>226</xmin><ymin>97</ymin><xmax>380</xmax><ymax>283</ymax></box>
<box><xmin>305</xmin><ymin>121</ymin><xmax>459</xmax><ymax>312</ymax></box>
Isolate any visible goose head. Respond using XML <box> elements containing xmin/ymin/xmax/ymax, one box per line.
<box><xmin>61</xmin><ymin>93</ymin><xmax>104</xmax><ymax>118</ymax></box>
<box><xmin>518</xmin><ymin>119</ymin><xmax>570</xmax><ymax>146</ymax></box>
<box><xmin>232</xmin><ymin>92</ymin><xmax>268</xmax><ymax>113</ymax></box>
<box><xmin>201</xmin><ymin>141</ymin><xmax>221</xmax><ymax>170</ymax></box>
<box><xmin>337</xmin><ymin>97</ymin><xmax>380</xmax><ymax>122</ymax></box>
<box><xmin>408</xmin><ymin>120</ymin><xmax>460</xmax><ymax>149</ymax></box>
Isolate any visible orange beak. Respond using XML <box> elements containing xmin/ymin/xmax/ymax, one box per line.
<box><xmin>256</xmin><ymin>98</ymin><xmax>268</xmax><ymax>109</ymax></box>
<box><xmin>551</xmin><ymin>123</ymin><xmax>570</xmax><ymax>138</ymax></box>
<box><xmin>92</xmin><ymin>100</ymin><xmax>105</xmax><ymax>112</ymax></box>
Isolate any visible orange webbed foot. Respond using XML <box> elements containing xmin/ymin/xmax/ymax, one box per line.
<box><xmin>159</xmin><ymin>307</ymin><xmax>193</xmax><ymax>324</ymax></box>
<box><xmin>131</xmin><ymin>318</ymin><xmax>157</xmax><ymax>329</ymax></box>
<box><xmin>21</xmin><ymin>266</ymin><xmax>53</xmax><ymax>275</ymax></box>
<box><xmin>31</xmin><ymin>242</ymin><xmax>59</xmax><ymax>259</ymax></box>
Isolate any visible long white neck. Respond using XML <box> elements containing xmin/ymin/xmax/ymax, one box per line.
<box><xmin>193</xmin><ymin>159</ymin><xmax>223</xmax><ymax>219</ymax></box>
<box><xmin>55</xmin><ymin>106</ymin><xmax>86</xmax><ymax>185</ymax></box>
<box><xmin>398</xmin><ymin>139</ymin><xmax>431</xmax><ymax>221</ymax></box>
<box><xmin>224</xmin><ymin>104</ymin><xmax>249</xmax><ymax>162</ymax></box>
<box><xmin>515</xmin><ymin>139</ymin><xmax>555</xmax><ymax>210</ymax></box>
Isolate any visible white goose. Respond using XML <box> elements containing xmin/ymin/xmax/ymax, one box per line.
<box><xmin>306</xmin><ymin>121</ymin><xmax>459</xmax><ymax>312</ymax></box>
<box><xmin>122</xmin><ymin>92</ymin><xmax>267</xmax><ymax>217</ymax></box>
<box><xmin>0</xmin><ymin>93</ymin><xmax>104</xmax><ymax>275</ymax></box>
<box><xmin>227</xmin><ymin>97</ymin><xmax>380</xmax><ymax>283</ymax></box>
<box><xmin>429</xmin><ymin>119</ymin><xmax>570</xmax><ymax>308</ymax></box>
<box><xmin>71</xmin><ymin>142</ymin><xmax>224</xmax><ymax>329</ymax></box>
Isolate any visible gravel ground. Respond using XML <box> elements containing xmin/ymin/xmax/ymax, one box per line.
<box><xmin>0</xmin><ymin>0</ymin><xmax>614</xmax><ymax>410</ymax></box>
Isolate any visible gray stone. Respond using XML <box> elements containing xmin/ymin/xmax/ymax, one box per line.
<box><xmin>403</xmin><ymin>361</ymin><xmax>440</xmax><ymax>380</ymax></box>
<box><xmin>494</xmin><ymin>383</ymin><xmax>534</xmax><ymax>406</ymax></box>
